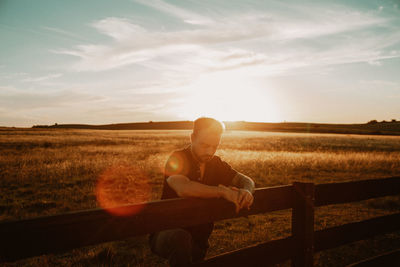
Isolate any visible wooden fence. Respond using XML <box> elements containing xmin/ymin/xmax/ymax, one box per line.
<box><xmin>1</xmin><ymin>176</ymin><xmax>399</xmax><ymax>266</ymax></box>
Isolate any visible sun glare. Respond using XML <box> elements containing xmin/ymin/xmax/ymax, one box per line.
<box><xmin>96</xmin><ymin>164</ymin><xmax>151</xmax><ymax>216</ymax></box>
<box><xmin>175</xmin><ymin>73</ymin><xmax>281</xmax><ymax>122</ymax></box>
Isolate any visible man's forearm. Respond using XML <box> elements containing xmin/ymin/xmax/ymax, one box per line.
<box><xmin>167</xmin><ymin>175</ymin><xmax>243</xmax><ymax>212</ymax></box>
<box><xmin>178</xmin><ymin>180</ymin><xmax>225</xmax><ymax>198</ymax></box>
<box><xmin>167</xmin><ymin>175</ymin><xmax>225</xmax><ymax>198</ymax></box>
<box><xmin>232</xmin><ymin>172</ymin><xmax>255</xmax><ymax>194</ymax></box>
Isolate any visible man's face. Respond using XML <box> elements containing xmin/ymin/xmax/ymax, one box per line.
<box><xmin>191</xmin><ymin>129</ymin><xmax>221</xmax><ymax>163</ymax></box>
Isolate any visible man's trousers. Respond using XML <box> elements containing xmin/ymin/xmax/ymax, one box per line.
<box><xmin>149</xmin><ymin>228</ymin><xmax>208</xmax><ymax>267</ymax></box>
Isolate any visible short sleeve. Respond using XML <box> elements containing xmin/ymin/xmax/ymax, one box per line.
<box><xmin>164</xmin><ymin>151</ymin><xmax>190</xmax><ymax>178</ymax></box>
<box><xmin>162</xmin><ymin>151</ymin><xmax>190</xmax><ymax>199</ymax></box>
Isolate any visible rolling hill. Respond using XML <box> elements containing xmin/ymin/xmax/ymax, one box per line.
<box><xmin>30</xmin><ymin>120</ymin><xmax>400</xmax><ymax>135</ymax></box>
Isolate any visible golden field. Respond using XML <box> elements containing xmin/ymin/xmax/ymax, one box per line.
<box><xmin>1</xmin><ymin>128</ymin><xmax>400</xmax><ymax>266</ymax></box>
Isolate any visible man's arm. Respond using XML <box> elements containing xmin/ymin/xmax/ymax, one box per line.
<box><xmin>167</xmin><ymin>175</ymin><xmax>241</xmax><ymax>212</ymax></box>
<box><xmin>231</xmin><ymin>172</ymin><xmax>255</xmax><ymax>210</ymax></box>
<box><xmin>167</xmin><ymin>175</ymin><xmax>225</xmax><ymax>198</ymax></box>
<box><xmin>232</xmin><ymin>172</ymin><xmax>255</xmax><ymax>194</ymax></box>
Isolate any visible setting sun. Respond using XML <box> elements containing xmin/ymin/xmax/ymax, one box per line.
<box><xmin>175</xmin><ymin>72</ymin><xmax>281</xmax><ymax>122</ymax></box>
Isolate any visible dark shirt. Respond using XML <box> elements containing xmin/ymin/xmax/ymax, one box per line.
<box><xmin>161</xmin><ymin>145</ymin><xmax>238</xmax><ymax>247</ymax></box>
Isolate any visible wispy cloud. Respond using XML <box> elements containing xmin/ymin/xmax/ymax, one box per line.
<box><xmin>135</xmin><ymin>0</ymin><xmax>214</xmax><ymax>25</ymax></box>
<box><xmin>0</xmin><ymin>23</ymin><xmax>87</xmax><ymax>44</ymax></box>
<box><xmin>0</xmin><ymin>84</ymin><xmax>179</xmax><ymax>126</ymax></box>
<box><xmin>42</xmin><ymin>26</ymin><xmax>90</xmax><ymax>43</ymax></box>
<box><xmin>0</xmin><ymin>71</ymin><xmax>29</xmax><ymax>81</ymax></box>
<box><xmin>21</xmin><ymin>73</ymin><xmax>63</xmax><ymax>83</ymax></box>
<box><xmin>55</xmin><ymin>1</ymin><xmax>398</xmax><ymax>77</ymax></box>
<box><xmin>0</xmin><ymin>86</ymin><xmax>103</xmax><ymax>110</ymax></box>
<box><xmin>358</xmin><ymin>80</ymin><xmax>400</xmax><ymax>92</ymax></box>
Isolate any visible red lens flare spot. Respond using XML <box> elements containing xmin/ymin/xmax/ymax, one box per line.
<box><xmin>96</xmin><ymin>164</ymin><xmax>151</xmax><ymax>216</ymax></box>
<box><xmin>164</xmin><ymin>153</ymin><xmax>189</xmax><ymax>177</ymax></box>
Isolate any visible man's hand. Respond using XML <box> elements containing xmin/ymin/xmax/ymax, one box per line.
<box><xmin>231</xmin><ymin>186</ymin><xmax>254</xmax><ymax>210</ymax></box>
<box><xmin>218</xmin><ymin>184</ymin><xmax>240</xmax><ymax>212</ymax></box>
<box><xmin>218</xmin><ymin>184</ymin><xmax>253</xmax><ymax>213</ymax></box>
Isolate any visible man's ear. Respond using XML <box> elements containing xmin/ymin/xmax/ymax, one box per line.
<box><xmin>190</xmin><ymin>133</ymin><xmax>195</xmax><ymax>143</ymax></box>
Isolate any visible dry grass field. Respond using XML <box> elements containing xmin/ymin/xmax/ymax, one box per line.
<box><xmin>1</xmin><ymin>128</ymin><xmax>400</xmax><ymax>266</ymax></box>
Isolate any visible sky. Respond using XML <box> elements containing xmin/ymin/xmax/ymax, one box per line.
<box><xmin>1</xmin><ymin>0</ymin><xmax>400</xmax><ymax>127</ymax></box>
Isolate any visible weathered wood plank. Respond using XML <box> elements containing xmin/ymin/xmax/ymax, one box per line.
<box><xmin>0</xmin><ymin>185</ymin><xmax>294</xmax><ymax>262</ymax></box>
<box><xmin>346</xmin><ymin>248</ymin><xmax>400</xmax><ymax>267</ymax></box>
<box><xmin>192</xmin><ymin>237</ymin><xmax>294</xmax><ymax>267</ymax></box>
<box><xmin>291</xmin><ymin>182</ymin><xmax>315</xmax><ymax>267</ymax></box>
<box><xmin>314</xmin><ymin>213</ymin><xmax>400</xmax><ymax>252</ymax></box>
<box><xmin>315</xmin><ymin>177</ymin><xmax>400</xmax><ymax>207</ymax></box>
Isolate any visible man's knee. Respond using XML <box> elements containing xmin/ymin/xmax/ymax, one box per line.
<box><xmin>150</xmin><ymin>229</ymin><xmax>193</xmax><ymax>258</ymax></box>
<box><xmin>151</xmin><ymin>229</ymin><xmax>194</xmax><ymax>266</ymax></box>
<box><xmin>169</xmin><ymin>229</ymin><xmax>192</xmax><ymax>249</ymax></box>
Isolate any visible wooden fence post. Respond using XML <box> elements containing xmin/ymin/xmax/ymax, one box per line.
<box><xmin>291</xmin><ymin>182</ymin><xmax>315</xmax><ymax>267</ymax></box>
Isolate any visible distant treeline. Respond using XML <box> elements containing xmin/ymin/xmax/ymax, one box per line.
<box><xmin>32</xmin><ymin>121</ymin><xmax>194</xmax><ymax>130</ymax></box>
<box><xmin>367</xmin><ymin>119</ymin><xmax>398</xmax><ymax>124</ymax></box>
<box><xmin>32</xmin><ymin>120</ymin><xmax>400</xmax><ymax>136</ymax></box>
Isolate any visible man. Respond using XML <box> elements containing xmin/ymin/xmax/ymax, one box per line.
<box><xmin>149</xmin><ymin>117</ymin><xmax>255</xmax><ymax>267</ymax></box>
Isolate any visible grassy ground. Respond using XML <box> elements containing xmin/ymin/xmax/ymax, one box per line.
<box><xmin>1</xmin><ymin>129</ymin><xmax>400</xmax><ymax>266</ymax></box>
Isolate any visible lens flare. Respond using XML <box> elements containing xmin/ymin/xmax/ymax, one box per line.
<box><xmin>96</xmin><ymin>164</ymin><xmax>151</xmax><ymax>216</ymax></box>
<box><xmin>164</xmin><ymin>153</ymin><xmax>188</xmax><ymax>177</ymax></box>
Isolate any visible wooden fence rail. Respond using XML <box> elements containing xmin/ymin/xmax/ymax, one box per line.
<box><xmin>1</xmin><ymin>176</ymin><xmax>399</xmax><ymax>266</ymax></box>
